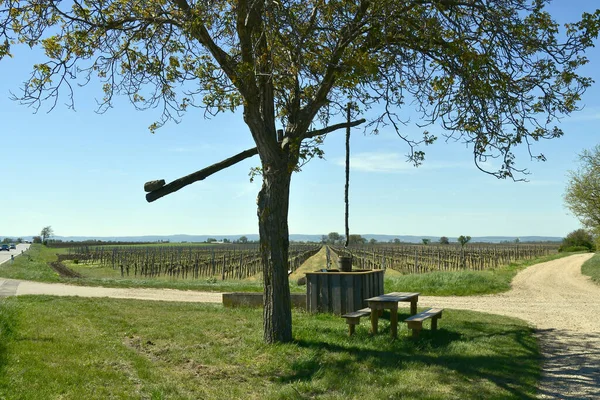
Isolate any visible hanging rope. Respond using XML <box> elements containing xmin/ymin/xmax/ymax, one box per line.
<box><xmin>344</xmin><ymin>102</ymin><xmax>351</xmax><ymax>248</ymax></box>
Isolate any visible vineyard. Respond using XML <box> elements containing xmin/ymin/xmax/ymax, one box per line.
<box><xmin>66</xmin><ymin>244</ymin><xmax>321</xmax><ymax>280</ymax></box>
<box><xmin>62</xmin><ymin>242</ymin><xmax>561</xmax><ymax>281</ymax></box>
<box><xmin>331</xmin><ymin>243</ymin><xmax>560</xmax><ymax>274</ymax></box>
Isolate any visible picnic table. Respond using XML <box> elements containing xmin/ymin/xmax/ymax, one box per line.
<box><xmin>365</xmin><ymin>292</ymin><xmax>420</xmax><ymax>338</ymax></box>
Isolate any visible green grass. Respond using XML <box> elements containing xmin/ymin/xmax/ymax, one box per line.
<box><xmin>385</xmin><ymin>252</ymin><xmax>578</xmax><ymax>296</ymax></box>
<box><xmin>581</xmin><ymin>252</ymin><xmax>600</xmax><ymax>284</ymax></box>
<box><xmin>0</xmin><ymin>296</ymin><xmax>541</xmax><ymax>399</ymax></box>
<box><xmin>0</xmin><ymin>245</ymin><xmax>62</xmax><ymax>282</ymax></box>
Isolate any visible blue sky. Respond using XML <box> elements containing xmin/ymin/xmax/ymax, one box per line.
<box><xmin>1</xmin><ymin>1</ymin><xmax>599</xmax><ymax>239</ymax></box>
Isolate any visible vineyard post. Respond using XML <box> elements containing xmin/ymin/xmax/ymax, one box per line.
<box><xmin>414</xmin><ymin>248</ymin><xmax>418</xmax><ymax>273</ymax></box>
<box><xmin>211</xmin><ymin>249</ymin><xmax>216</xmax><ymax>275</ymax></box>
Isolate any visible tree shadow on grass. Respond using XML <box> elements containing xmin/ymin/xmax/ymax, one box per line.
<box><xmin>286</xmin><ymin>314</ymin><xmax>539</xmax><ymax>399</ymax></box>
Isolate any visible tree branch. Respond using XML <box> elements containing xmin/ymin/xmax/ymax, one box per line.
<box><xmin>146</xmin><ymin>147</ymin><xmax>258</xmax><ymax>202</ymax></box>
<box><xmin>302</xmin><ymin>118</ymin><xmax>366</xmax><ymax>140</ymax></box>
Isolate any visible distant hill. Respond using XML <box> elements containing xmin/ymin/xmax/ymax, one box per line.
<box><xmin>0</xmin><ymin>233</ymin><xmax>563</xmax><ymax>244</ymax></box>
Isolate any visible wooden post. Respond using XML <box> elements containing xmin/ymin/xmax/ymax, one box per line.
<box><xmin>221</xmin><ymin>254</ymin><xmax>226</xmax><ymax>280</ymax></box>
<box><xmin>370</xmin><ymin>308</ymin><xmax>379</xmax><ymax>334</ymax></box>
<box><xmin>390</xmin><ymin>303</ymin><xmax>398</xmax><ymax>338</ymax></box>
<box><xmin>410</xmin><ymin>298</ymin><xmax>418</xmax><ymax>315</ymax></box>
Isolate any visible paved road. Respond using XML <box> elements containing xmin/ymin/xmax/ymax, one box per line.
<box><xmin>0</xmin><ymin>243</ymin><xmax>30</xmax><ymax>265</ymax></box>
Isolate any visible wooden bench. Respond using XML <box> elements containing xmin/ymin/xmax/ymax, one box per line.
<box><xmin>341</xmin><ymin>308</ymin><xmax>371</xmax><ymax>336</ymax></box>
<box><xmin>404</xmin><ymin>308</ymin><xmax>443</xmax><ymax>338</ymax></box>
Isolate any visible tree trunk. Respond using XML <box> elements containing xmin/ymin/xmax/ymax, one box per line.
<box><xmin>258</xmin><ymin>162</ymin><xmax>293</xmax><ymax>343</ymax></box>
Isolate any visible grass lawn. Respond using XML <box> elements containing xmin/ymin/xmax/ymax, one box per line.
<box><xmin>385</xmin><ymin>252</ymin><xmax>578</xmax><ymax>296</ymax></box>
<box><xmin>0</xmin><ymin>296</ymin><xmax>541</xmax><ymax>399</ymax></box>
<box><xmin>0</xmin><ymin>245</ymin><xmax>63</xmax><ymax>282</ymax></box>
<box><xmin>581</xmin><ymin>252</ymin><xmax>600</xmax><ymax>284</ymax></box>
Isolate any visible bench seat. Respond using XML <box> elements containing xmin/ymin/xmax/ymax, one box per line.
<box><xmin>404</xmin><ymin>308</ymin><xmax>443</xmax><ymax>338</ymax></box>
<box><xmin>341</xmin><ymin>308</ymin><xmax>371</xmax><ymax>336</ymax></box>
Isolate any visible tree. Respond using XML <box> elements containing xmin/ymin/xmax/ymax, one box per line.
<box><xmin>348</xmin><ymin>234</ymin><xmax>366</xmax><ymax>245</ymax></box>
<box><xmin>422</xmin><ymin>238</ymin><xmax>431</xmax><ymax>245</ymax></box>
<box><xmin>40</xmin><ymin>226</ymin><xmax>54</xmax><ymax>243</ymax></box>
<box><xmin>439</xmin><ymin>236</ymin><xmax>450</xmax><ymax>245</ymax></box>
<box><xmin>327</xmin><ymin>232</ymin><xmax>341</xmax><ymax>245</ymax></box>
<box><xmin>32</xmin><ymin>236</ymin><xmax>42</xmax><ymax>244</ymax></box>
<box><xmin>565</xmin><ymin>145</ymin><xmax>600</xmax><ymax>232</ymax></box>
<box><xmin>206</xmin><ymin>238</ymin><xmax>217</xmax><ymax>243</ymax></box>
<box><xmin>457</xmin><ymin>235</ymin><xmax>471</xmax><ymax>248</ymax></box>
<box><xmin>369</xmin><ymin>238</ymin><xmax>377</xmax><ymax>245</ymax></box>
<box><xmin>560</xmin><ymin>228</ymin><xmax>595</xmax><ymax>251</ymax></box>
<box><xmin>238</xmin><ymin>236</ymin><xmax>248</xmax><ymax>244</ymax></box>
<box><xmin>2</xmin><ymin>2</ymin><xmax>599</xmax><ymax>344</ymax></box>
<box><xmin>393</xmin><ymin>238</ymin><xmax>401</xmax><ymax>245</ymax></box>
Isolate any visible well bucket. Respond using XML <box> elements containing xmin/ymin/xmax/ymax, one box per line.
<box><xmin>338</xmin><ymin>256</ymin><xmax>353</xmax><ymax>272</ymax></box>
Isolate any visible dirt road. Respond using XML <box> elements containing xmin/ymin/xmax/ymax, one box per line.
<box><xmin>1</xmin><ymin>253</ymin><xmax>598</xmax><ymax>398</ymax></box>
<box><xmin>419</xmin><ymin>253</ymin><xmax>599</xmax><ymax>399</ymax></box>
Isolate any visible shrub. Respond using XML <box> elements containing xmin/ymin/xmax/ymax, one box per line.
<box><xmin>558</xmin><ymin>245</ymin><xmax>591</xmax><ymax>253</ymax></box>
<box><xmin>561</xmin><ymin>229</ymin><xmax>595</xmax><ymax>251</ymax></box>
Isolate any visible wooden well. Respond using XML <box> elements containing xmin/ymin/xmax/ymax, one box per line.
<box><xmin>305</xmin><ymin>269</ymin><xmax>384</xmax><ymax>315</ymax></box>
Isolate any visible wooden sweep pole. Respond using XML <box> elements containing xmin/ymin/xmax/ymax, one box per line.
<box><xmin>344</xmin><ymin>102</ymin><xmax>351</xmax><ymax>248</ymax></box>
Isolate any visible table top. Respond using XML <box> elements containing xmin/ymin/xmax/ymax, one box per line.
<box><xmin>365</xmin><ymin>292</ymin><xmax>420</xmax><ymax>302</ymax></box>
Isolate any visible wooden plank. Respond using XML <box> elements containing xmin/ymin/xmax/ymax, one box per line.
<box><xmin>319</xmin><ymin>274</ymin><xmax>329</xmax><ymax>313</ymax></box>
<box><xmin>309</xmin><ymin>275</ymin><xmax>318</xmax><ymax>313</ymax></box>
<box><xmin>405</xmin><ymin>308</ymin><xmax>443</xmax><ymax>322</ymax></box>
<box><xmin>331</xmin><ymin>273</ymin><xmax>341</xmax><ymax>315</ymax></box>
<box><xmin>343</xmin><ymin>274</ymin><xmax>354</xmax><ymax>314</ymax></box>
<box><xmin>355</xmin><ymin>275</ymin><xmax>363</xmax><ymax>311</ymax></box>
<box><xmin>341</xmin><ymin>308</ymin><xmax>371</xmax><ymax>318</ymax></box>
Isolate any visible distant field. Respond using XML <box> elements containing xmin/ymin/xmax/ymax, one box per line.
<box><xmin>0</xmin><ymin>244</ymin><xmax>581</xmax><ymax>296</ymax></box>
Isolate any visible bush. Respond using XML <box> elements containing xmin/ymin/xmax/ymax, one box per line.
<box><xmin>558</xmin><ymin>245</ymin><xmax>592</xmax><ymax>253</ymax></box>
<box><xmin>561</xmin><ymin>229</ymin><xmax>595</xmax><ymax>251</ymax></box>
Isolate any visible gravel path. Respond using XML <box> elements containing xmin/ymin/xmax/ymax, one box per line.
<box><xmin>0</xmin><ymin>280</ymin><xmax>222</xmax><ymax>303</ymax></box>
<box><xmin>419</xmin><ymin>253</ymin><xmax>599</xmax><ymax>399</ymax></box>
<box><xmin>1</xmin><ymin>253</ymin><xmax>598</xmax><ymax>398</ymax></box>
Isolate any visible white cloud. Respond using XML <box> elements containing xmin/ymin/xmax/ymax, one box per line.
<box><xmin>525</xmin><ymin>179</ymin><xmax>561</xmax><ymax>187</ymax></box>
<box><xmin>167</xmin><ymin>145</ymin><xmax>214</xmax><ymax>153</ymax></box>
<box><xmin>335</xmin><ymin>152</ymin><xmax>472</xmax><ymax>173</ymax></box>
<box><xmin>562</xmin><ymin>108</ymin><xmax>600</xmax><ymax>123</ymax></box>
<box><xmin>233</xmin><ymin>181</ymin><xmax>261</xmax><ymax>199</ymax></box>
